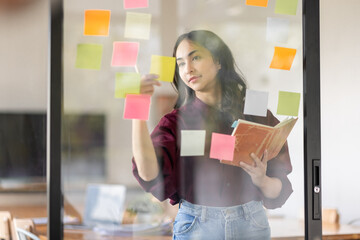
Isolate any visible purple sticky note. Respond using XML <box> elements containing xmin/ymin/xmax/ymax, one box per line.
<box><xmin>124</xmin><ymin>0</ymin><xmax>149</xmax><ymax>9</ymax></box>
<box><xmin>124</xmin><ymin>94</ymin><xmax>151</xmax><ymax>120</ymax></box>
<box><xmin>111</xmin><ymin>42</ymin><xmax>139</xmax><ymax>67</ymax></box>
<box><xmin>210</xmin><ymin>133</ymin><xmax>236</xmax><ymax>161</ymax></box>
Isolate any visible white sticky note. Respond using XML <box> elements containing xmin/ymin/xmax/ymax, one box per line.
<box><xmin>243</xmin><ymin>89</ymin><xmax>269</xmax><ymax>117</ymax></box>
<box><xmin>266</xmin><ymin>17</ymin><xmax>290</xmax><ymax>43</ymax></box>
<box><xmin>181</xmin><ymin>130</ymin><xmax>206</xmax><ymax>156</ymax></box>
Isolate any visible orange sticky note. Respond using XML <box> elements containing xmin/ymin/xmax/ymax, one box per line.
<box><xmin>270</xmin><ymin>47</ymin><xmax>297</xmax><ymax>70</ymax></box>
<box><xmin>84</xmin><ymin>10</ymin><xmax>111</xmax><ymax>36</ymax></box>
<box><xmin>210</xmin><ymin>133</ymin><xmax>236</xmax><ymax>161</ymax></box>
<box><xmin>111</xmin><ymin>42</ymin><xmax>139</xmax><ymax>67</ymax></box>
<box><xmin>246</xmin><ymin>0</ymin><xmax>268</xmax><ymax>7</ymax></box>
<box><xmin>123</xmin><ymin>94</ymin><xmax>151</xmax><ymax>120</ymax></box>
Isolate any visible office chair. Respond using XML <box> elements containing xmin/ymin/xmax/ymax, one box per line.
<box><xmin>15</xmin><ymin>228</ymin><xmax>40</xmax><ymax>240</ymax></box>
<box><xmin>13</xmin><ymin>218</ymin><xmax>39</xmax><ymax>240</ymax></box>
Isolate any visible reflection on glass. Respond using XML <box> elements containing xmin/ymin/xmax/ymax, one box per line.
<box><xmin>63</xmin><ymin>0</ymin><xmax>303</xmax><ymax>239</ymax></box>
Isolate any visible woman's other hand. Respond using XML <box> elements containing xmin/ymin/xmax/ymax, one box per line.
<box><xmin>239</xmin><ymin>150</ymin><xmax>269</xmax><ymax>188</ymax></box>
<box><xmin>240</xmin><ymin>150</ymin><xmax>282</xmax><ymax>199</ymax></box>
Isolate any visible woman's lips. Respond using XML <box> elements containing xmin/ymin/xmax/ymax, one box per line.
<box><xmin>188</xmin><ymin>76</ymin><xmax>200</xmax><ymax>83</ymax></box>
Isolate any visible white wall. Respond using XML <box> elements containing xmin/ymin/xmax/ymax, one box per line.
<box><xmin>320</xmin><ymin>0</ymin><xmax>360</xmax><ymax>224</ymax></box>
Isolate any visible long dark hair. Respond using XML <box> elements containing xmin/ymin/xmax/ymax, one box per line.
<box><xmin>172</xmin><ymin>30</ymin><xmax>247</xmax><ymax>121</ymax></box>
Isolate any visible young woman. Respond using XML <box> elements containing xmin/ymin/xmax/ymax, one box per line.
<box><xmin>132</xmin><ymin>30</ymin><xmax>293</xmax><ymax>240</ymax></box>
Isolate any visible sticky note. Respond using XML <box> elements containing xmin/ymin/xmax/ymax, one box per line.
<box><xmin>210</xmin><ymin>133</ymin><xmax>236</xmax><ymax>161</ymax></box>
<box><xmin>124</xmin><ymin>12</ymin><xmax>151</xmax><ymax>40</ymax></box>
<box><xmin>231</xmin><ymin>121</ymin><xmax>238</xmax><ymax>128</ymax></box>
<box><xmin>150</xmin><ymin>55</ymin><xmax>176</xmax><ymax>82</ymax></box>
<box><xmin>84</xmin><ymin>10</ymin><xmax>111</xmax><ymax>36</ymax></box>
<box><xmin>124</xmin><ymin>94</ymin><xmax>151</xmax><ymax>120</ymax></box>
<box><xmin>115</xmin><ymin>73</ymin><xmax>141</xmax><ymax>98</ymax></box>
<box><xmin>180</xmin><ymin>130</ymin><xmax>206</xmax><ymax>156</ymax></box>
<box><xmin>277</xmin><ymin>91</ymin><xmax>301</xmax><ymax>116</ymax></box>
<box><xmin>270</xmin><ymin>47</ymin><xmax>297</xmax><ymax>71</ymax></box>
<box><xmin>111</xmin><ymin>42</ymin><xmax>139</xmax><ymax>67</ymax></box>
<box><xmin>124</xmin><ymin>0</ymin><xmax>149</xmax><ymax>9</ymax></box>
<box><xmin>275</xmin><ymin>0</ymin><xmax>299</xmax><ymax>15</ymax></box>
<box><xmin>243</xmin><ymin>89</ymin><xmax>269</xmax><ymax>117</ymax></box>
<box><xmin>246</xmin><ymin>0</ymin><xmax>268</xmax><ymax>7</ymax></box>
<box><xmin>266</xmin><ymin>18</ymin><xmax>290</xmax><ymax>43</ymax></box>
<box><xmin>75</xmin><ymin>44</ymin><xmax>103</xmax><ymax>70</ymax></box>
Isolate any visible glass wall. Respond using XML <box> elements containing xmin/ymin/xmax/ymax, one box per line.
<box><xmin>321</xmin><ymin>0</ymin><xmax>360</xmax><ymax>238</ymax></box>
<box><xmin>0</xmin><ymin>0</ymin><xmax>49</xmax><ymax>239</ymax></box>
<box><xmin>62</xmin><ymin>0</ymin><xmax>304</xmax><ymax>239</ymax></box>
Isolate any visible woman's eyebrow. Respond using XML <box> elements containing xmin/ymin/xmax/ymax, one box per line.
<box><xmin>176</xmin><ymin>50</ymin><xmax>198</xmax><ymax>61</ymax></box>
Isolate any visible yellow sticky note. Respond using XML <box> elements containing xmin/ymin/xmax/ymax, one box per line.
<box><xmin>277</xmin><ymin>91</ymin><xmax>301</xmax><ymax>116</ymax></box>
<box><xmin>115</xmin><ymin>73</ymin><xmax>141</xmax><ymax>98</ymax></box>
<box><xmin>75</xmin><ymin>44</ymin><xmax>103</xmax><ymax>70</ymax></box>
<box><xmin>275</xmin><ymin>0</ymin><xmax>298</xmax><ymax>15</ymax></box>
<box><xmin>246</xmin><ymin>0</ymin><xmax>268</xmax><ymax>7</ymax></box>
<box><xmin>150</xmin><ymin>55</ymin><xmax>176</xmax><ymax>82</ymax></box>
<box><xmin>124</xmin><ymin>12</ymin><xmax>151</xmax><ymax>40</ymax></box>
<box><xmin>270</xmin><ymin>47</ymin><xmax>297</xmax><ymax>71</ymax></box>
<box><xmin>84</xmin><ymin>10</ymin><xmax>111</xmax><ymax>36</ymax></box>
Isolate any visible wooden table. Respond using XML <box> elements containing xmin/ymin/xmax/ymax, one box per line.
<box><xmin>3</xmin><ymin>204</ymin><xmax>360</xmax><ymax>239</ymax></box>
<box><xmin>270</xmin><ymin>217</ymin><xmax>360</xmax><ymax>240</ymax></box>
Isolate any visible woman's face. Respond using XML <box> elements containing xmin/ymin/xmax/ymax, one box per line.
<box><xmin>175</xmin><ymin>39</ymin><xmax>221</xmax><ymax>94</ymax></box>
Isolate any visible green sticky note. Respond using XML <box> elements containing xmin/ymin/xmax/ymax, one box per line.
<box><xmin>149</xmin><ymin>55</ymin><xmax>176</xmax><ymax>82</ymax></box>
<box><xmin>275</xmin><ymin>0</ymin><xmax>298</xmax><ymax>15</ymax></box>
<box><xmin>277</xmin><ymin>91</ymin><xmax>301</xmax><ymax>116</ymax></box>
<box><xmin>115</xmin><ymin>73</ymin><xmax>141</xmax><ymax>98</ymax></box>
<box><xmin>75</xmin><ymin>44</ymin><xmax>103</xmax><ymax>70</ymax></box>
<box><xmin>124</xmin><ymin>12</ymin><xmax>151</xmax><ymax>40</ymax></box>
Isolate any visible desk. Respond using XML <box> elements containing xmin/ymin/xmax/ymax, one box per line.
<box><xmin>3</xmin><ymin>205</ymin><xmax>360</xmax><ymax>239</ymax></box>
<box><xmin>270</xmin><ymin>217</ymin><xmax>360</xmax><ymax>240</ymax></box>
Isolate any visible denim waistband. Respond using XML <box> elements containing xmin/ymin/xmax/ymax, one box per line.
<box><xmin>179</xmin><ymin>200</ymin><xmax>264</xmax><ymax>221</ymax></box>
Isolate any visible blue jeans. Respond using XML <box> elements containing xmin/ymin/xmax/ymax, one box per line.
<box><xmin>173</xmin><ymin>200</ymin><xmax>270</xmax><ymax>240</ymax></box>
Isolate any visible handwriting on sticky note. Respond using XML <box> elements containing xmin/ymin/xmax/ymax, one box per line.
<box><xmin>149</xmin><ymin>55</ymin><xmax>176</xmax><ymax>82</ymax></box>
<box><xmin>124</xmin><ymin>0</ymin><xmax>149</xmax><ymax>9</ymax></box>
<box><xmin>270</xmin><ymin>47</ymin><xmax>297</xmax><ymax>71</ymax></box>
<box><xmin>180</xmin><ymin>130</ymin><xmax>206</xmax><ymax>157</ymax></box>
<box><xmin>275</xmin><ymin>0</ymin><xmax>299</xmax><ymax>15</ymax></box>
<box><xmin>266</xmin><ymin>17</ymin><xmax>290</xmax><ymax>43</ymax></box>
<box><xmin>123</xmin><ymin>94</ymin><xmax>151</xmax><ymax>120</ymax></box>
<box><xmin>124</xmin><ymin>12</ymin><xmax>151</xmax><ymax>40</ymax></box>
<box><xmin>277</xmin><ymin>91</ymin><xmax>301</xmax><ymax>116</ymax></box>
<box><xmin>244</xmin><ymin>89</ymin><xmax>269</xmax><ymax>117</ymax></box>
<box><xmin>246</xmin><ymin>0</ymin><xmax>268</xmax><ymax>7</ymax></box>
<box><xmin>115</xmin><ymin>73</ymin><xmax>141</xmax><ymax>98</ymax></box>
<box><xmin>111</xmin><ymin>42</ymin><xmax>139</xmax><ymax>67</ymax></box>
<box><xmin>75</xmin><ymin>44</ymin><xmax>103</xmax><ymax>70</ymax></box>
<box><xmin>210</xmin><ymin>133</ymin><xmax>236</xmax><ymax>161</ymax></box>
<box><xmin>84</xmin><ymin>10</ymin><xmax>111</xmax><ymax>36</ymax></box>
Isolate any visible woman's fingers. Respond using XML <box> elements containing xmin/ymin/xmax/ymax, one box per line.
<box><xmin>140</xmin><ymin>74</ymin><xmax>161</xmax><ymax>95</ymax></box>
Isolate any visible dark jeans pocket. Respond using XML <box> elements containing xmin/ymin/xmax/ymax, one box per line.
<box><xmin>173</xmin><ymin>211</ymin><xmax>198</xmax><ymax>235</ymax></box>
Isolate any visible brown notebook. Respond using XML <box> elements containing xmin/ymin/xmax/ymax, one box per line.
<box><xmin>220</xmin><ymin>117</ymin><xmax>298</xmax><ymax>167</ymax></box>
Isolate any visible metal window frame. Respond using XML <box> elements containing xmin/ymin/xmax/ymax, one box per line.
<box><xmin>47</xmin><ymin>0</ymin><xmax>322</xmax><ymax>239</ymax></box>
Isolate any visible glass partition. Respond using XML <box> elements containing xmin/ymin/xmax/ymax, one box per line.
<box><xmin>0</xmin><ymin>0</ymin><xmax>49</xmax><ymax>239</ymax></box>
<box><xmin>321</xmin><ymin>0</ymin><xmax>360</xmax><ymax>238</ymax></box>
<box><xmin>62</xmin><ymin>0</ymin><xmax>304</xmax><ymax>239</ymax></box>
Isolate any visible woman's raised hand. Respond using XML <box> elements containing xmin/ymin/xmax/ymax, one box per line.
<box><xmin>140</xmin><ymin>74</ymin><xmax>161</xmax><ymax>96</ymax></box>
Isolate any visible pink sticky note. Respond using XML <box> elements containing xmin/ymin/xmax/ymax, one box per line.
<box><xmin>124</xmin><ymin>94</ymin><xmax>151</xmax><ymax>120</ymax></box>
<box><xmin>210</xmin><ymin>133</ymin><xmax>236</xmax><ymax>161</ymax></box>
<box><xmin>111</xmin><ymin>42</ymin><xmax>139</xmax><ymax>67</ymax></box>
<box><xmin>124</xmin><ymin>0</ymin><xmax>149</xmax><ymax>9</ymax></box>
